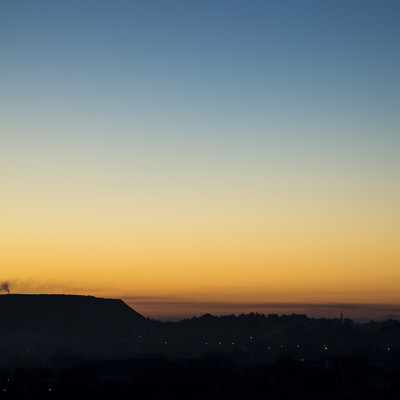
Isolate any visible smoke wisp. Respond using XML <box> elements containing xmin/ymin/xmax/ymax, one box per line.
<box><xmin>0</xmin><ymin>281</ymin><xmax>10</xmax><ymax>294</ymax></box>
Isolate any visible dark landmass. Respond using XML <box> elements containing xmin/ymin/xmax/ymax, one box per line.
<box><xmin>0</xmin><ymin>294</ymin><xmax>399</xmax><ymax>399</ymax></box>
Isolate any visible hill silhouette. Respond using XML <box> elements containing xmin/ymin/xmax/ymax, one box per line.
<box><xmin>0</xmin><ymin>294</ymin><xmax>145</xmax><ymax>331</ymax></box>
<box><xmin>0</xmin><ymin>294</ymin><xmax>148</xmax><ymax>366</ymax></box>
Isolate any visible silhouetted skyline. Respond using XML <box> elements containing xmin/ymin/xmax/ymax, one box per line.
<box><xmin>1</xmin><ymin>293</ymin><xmax>400</xmax><ymax>398</ymax></box>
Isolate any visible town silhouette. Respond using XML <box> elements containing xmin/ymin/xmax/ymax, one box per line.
<box><xmin>0</xmin><ymin>294</ymin><xmax>399</xmax><ymax>399</ymax></box>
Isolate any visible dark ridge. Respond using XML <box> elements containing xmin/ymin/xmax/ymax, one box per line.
<box><xmin>0</xmin><ymin>294</ymin><xmax>146</xmax><ymax>332</ymax></box>
<box><xmin>0</xmin><ymin>294</ymin><xmax>149</xmax><ymax>366</ymax></box>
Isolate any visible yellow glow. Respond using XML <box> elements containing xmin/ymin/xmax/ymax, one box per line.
<box><xmin>1</xmin><ymin>153</ymin><xmax>399</xmax><ymax>319</ymax></box>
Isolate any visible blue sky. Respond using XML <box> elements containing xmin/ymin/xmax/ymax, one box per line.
<box><xmin>2</xmin><ymin>0</ymin><xmax>399</xmax><ymax>190</ymax></box>
<box><xmin>2</xmin><ymin>0</ymin><xmax>399</xmax><ymax>137</ymax></box>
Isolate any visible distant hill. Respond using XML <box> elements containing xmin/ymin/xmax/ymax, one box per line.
<box><xmin>0</xmin><ymin>294</ymin><xmax>148</xmax><ymax>366</ymax></box>
<box><xmin>0</xmin><ymin>294</ymin><xmax>146</xmax><ymax>332</ymax></box>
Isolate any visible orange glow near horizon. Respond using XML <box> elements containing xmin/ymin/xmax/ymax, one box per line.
<box><xmin>2</xmin><ymin>184</ymin><xmax>399</xmax><ymax>319</ymax></box>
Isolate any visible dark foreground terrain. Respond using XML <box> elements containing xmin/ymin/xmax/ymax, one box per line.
<box><xmin>0</xmin><ymin>294</ymin><xmax>399</xmax><ymax>399</ymax></box>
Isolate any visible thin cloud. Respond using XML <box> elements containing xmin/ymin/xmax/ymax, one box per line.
<box><xmin>123</xmin><ymin>297</ymin><xmax>400</xmax><ymax>310</ymax></box>
<box><xmin>122</xmin><ymin>296</ymin><xmax>400</xmax><ymax>319</ymax></box>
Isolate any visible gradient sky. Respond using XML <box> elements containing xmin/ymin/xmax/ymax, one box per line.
<box><xmin>1</xmin><ymin>0</ymin><xmax>399</xmax><ymax>319</ymax></box>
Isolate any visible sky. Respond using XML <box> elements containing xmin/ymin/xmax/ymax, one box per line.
<box><xmin>1</xmin><ymin>0</ymin><xmax>399</xmax><ymax>319</ymax></box>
